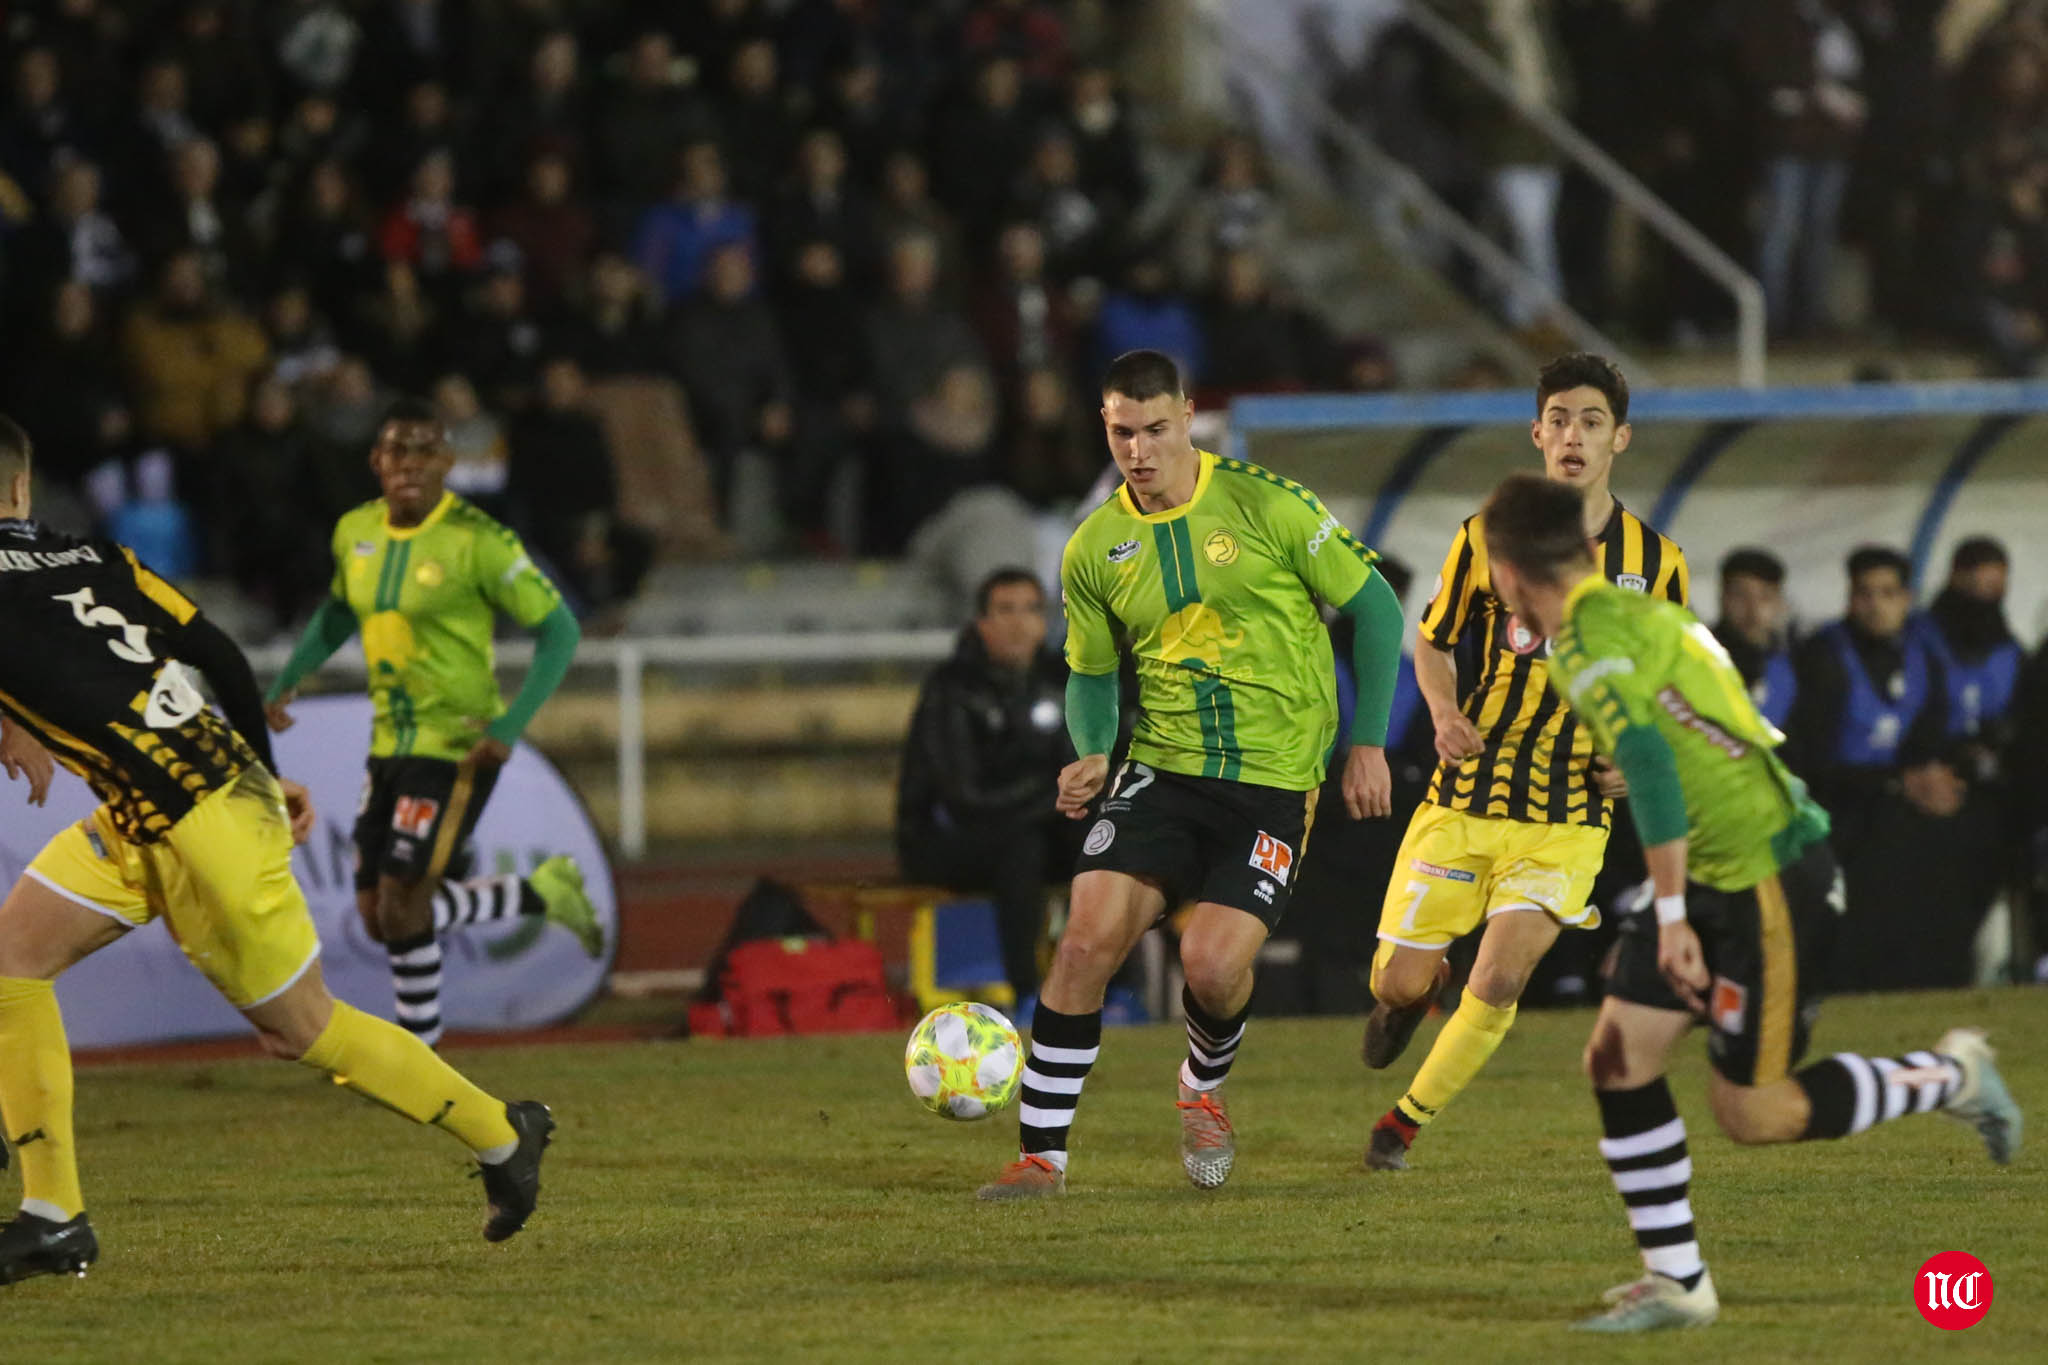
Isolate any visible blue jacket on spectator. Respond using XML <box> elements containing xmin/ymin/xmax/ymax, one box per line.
<box><xmin>634</xmin><ymin>200</ymin><xmax>759</xmax><ymax>307</ymax></box>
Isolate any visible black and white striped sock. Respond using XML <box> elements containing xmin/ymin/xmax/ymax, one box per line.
<box><xmin>1795</xmin><ymin>1050</ymin><xmax>1962</xmax><ymax>1140</ymax></box>
<box><xmin>1018</xmin><ymin>1004</ymin><xmax>1102</xmax><ymax>1174</ymax></box>
<box><xmin>1179</xmin><ymin>985</ymin><xmax>1248</xmax><ymax>1093</ymax></box>
<box><xmin>1596</xmin><ymin>1080</ymin><xmax>1704</xmax><ymax>1289</ymax></box>
<box><xmin>432</xmin><ymin>875</ymin><xmax>542</xmax><ymax>932</ymax></box>
<box><xmin>387</xmin><ymin>932</ymin><xmax>443</xmax><ymax>1047</ymax></box>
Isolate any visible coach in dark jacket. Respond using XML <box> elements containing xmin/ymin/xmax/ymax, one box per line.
<box><xmin>897</xmin><ymin>567</ymin><xmax>1077</xmax><ymax>1000</ymax></box>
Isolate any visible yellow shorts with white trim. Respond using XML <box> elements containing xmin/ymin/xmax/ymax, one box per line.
<box><xmin>1374</xmin><ymin>803</ymin><xmax>1608</xmax><ymax>952</ymax></box>
<box><xmin>27</xmin><ymin>765</ymin><xmax>321</xmax><ymax>1009</ymax></box>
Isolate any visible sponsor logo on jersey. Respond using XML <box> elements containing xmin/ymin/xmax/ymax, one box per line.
<box><xmin>142</xmin><ymin>660</ymin><xmax>206</xmax><ymax>729</ymax></box>
<box><xmin>1564</xmin><ymin>655</ymin><xmax>1635</xmax><ymax>700</ymax></box>
<box><xmin>1410</xmin><ymin>858</ymin><xmax>1477</xmax><ymax>883</ymax></box>
<box><xmin>1505</xmin><ymin>613</ymin><xmax>1545</xmax><ymax>655</ymax></box>
<box><xmin>1657</xmin><ymin>685</ymin><xmax>1750</xmax><ymax>758</ymax></box>
<box><xmin>1710</xmin><ymin>976</ymin><xmax>1747</xmax><ymax>1034</ymax></box>
<box><xmin>415</xmin><ymin>560</ymin><xmax>444</xmax><ymax>588</ymax></box>
<box><xmin>353</xmin><ymin>541</ymin><xmax>376</xmax><ymax>556</ymax></box>
<box><xmin>1083</xmin><ymin>818</ymin><xmax>1116</xmax><ymax>855</ymax></box>
<box><xmin>1617</xmin><ymin>573</ymin><xmax>1649</xmax><ymax>592</ymax></box>
<box><xmin>1248</xmin><ymin>831</ymin><xmax>1294</xmax><ymax>884</ymax></box>
<box><xmin>1203</xmin><ymin>529</ymin><xmax>1240</xmax><ymax>565</ymax></box>
<box><xmin>1307</xmin><ymin>515</ymin><xmax>1339</xmax><ymax>556</ymax></box>
<box><xmin>1107</xmin><ymin>539</ymin><xmax>1140</xmax><ymax>563</ymax></box>
<box><xmin>392</xmin><ymin>796</ymin><xmax>441</xmax><ymax>839</ymax></box>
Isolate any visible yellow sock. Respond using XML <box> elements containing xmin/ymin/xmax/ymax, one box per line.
<box><xmin>1394</xmin><ymin>993</ymin><xmax>1518</xmax><ymax>1128</ymax></box>
<box><xmin>0</xmin><ymin>978</ymin><xmax>84</xmax><ymax>1219</ymax></box>
<box><xmin>298</xmin><ymin>1001</ymin><xmax>517</xmax><ymax>1156</ymax></box>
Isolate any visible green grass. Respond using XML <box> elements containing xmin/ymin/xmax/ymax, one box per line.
<box><xmin>6</xmin><ymin>990</ymin><xmax>2045</xmax><ymax>1363</ymax></box>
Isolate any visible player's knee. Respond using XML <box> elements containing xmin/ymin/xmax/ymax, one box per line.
<box><xmin>1465</xmin><ymin>962</ymin><xmax>1528</xmax><ymax>1010</ymax></box>
<box><xmin>1373</xmin><ymin>958</ymin><xmax>1435</xmax><ymax>1009</ymax></box>
<box><xmin>1709</xmin><ymin>1085</ymin><xmax>1774</xmax><ymax>1145</ymax></box>
<box><xmin>1178</xmin><ymin>951</ymin><xmax>1245</xmax><ymax>1011</ymax></box>
<box><xmin>1049</xmin><ymin>928</ymin><xmax>1121</xmax><ymax>990</ymax></box>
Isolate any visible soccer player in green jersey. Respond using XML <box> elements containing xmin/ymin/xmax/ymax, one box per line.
<box><xmin>265</xmin><ymin>399</ymin><xmax>600</xmax><ymax>1047</ymax></box>
<box><xmin>978</xmin><ymin>349</ymin><xmax>1407</xmax><ymax>1199</ymax></box>
<box><xmin>1480</xmin><ymin>474</ymin><xmax>2021</xmax><ymax>1332</ymax></box>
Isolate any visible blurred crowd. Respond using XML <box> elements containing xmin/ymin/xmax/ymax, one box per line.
<box><xmin>1327</xmin><ymin>0</ymin><xmax>2048</xmax><ymax>362</ymax></box>
<box><xmin>0</xmin><ymin>0</ymin><xmax>1413</xmax><ymax>622</ymax></box>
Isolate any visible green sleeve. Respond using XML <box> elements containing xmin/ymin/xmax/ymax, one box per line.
<box><xmin>1613</xmin><ymin>724</ymin><xmax>1689</xmax><ymax>846</ymax></box>
<box><xmin>486</xmin><ymin>604</ymin><xmax>581</xmax><ymax>745</ymax></box>
<box><xmin>476</xmin><ymin>523</ymin><xmax>566</xmax><ymax>628</ymax></box>
<box><xmin>1059</xmin><ymin>534</ymin><xmax>1120</xmax><ymax>677</ymax></box>
<box><xmin>1271</xmin><ymin>478</ymin><xmax>1374</xmax><ymax>607</ymax></box>
<box><xmin>265</xmin><ymin>596</ymin><xmax>359</xmax><ymax>702</ymax></box>
<box><xmin>1339</xmin><ymin>571</ymin><xmax>1404</xmax><ymax>747</ymax></box>
<box><xmin>1066</xmin><ymin>670</ymin><xmax>1120</xmax><ymax>759</ymax></box>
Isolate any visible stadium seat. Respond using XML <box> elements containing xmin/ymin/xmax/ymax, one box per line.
<box><xmin>844</xmin><ymin>885</ymin><xmax>1015</xmax><ymax>1014</ymax></box>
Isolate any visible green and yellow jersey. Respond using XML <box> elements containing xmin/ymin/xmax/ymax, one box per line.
<box><xmin>1060</xmin><ymin>451</ymin><xmax>1378</xmax><ymax>791</ymax></box>
<box><xmin>330</xmin><ymin>492</ymin><xmax>562</xmax><ymax>761</ymax></box>
<box><xmin>1548</xmin><ymin>579</ymin><xmax>1830</xmax><ymax>891</ymax></box>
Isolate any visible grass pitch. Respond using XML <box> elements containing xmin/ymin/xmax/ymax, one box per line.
<box><xmin>4</xmin><ymin>989</ymin><xmax>2044</xmax><ymax>1363</ymax></box>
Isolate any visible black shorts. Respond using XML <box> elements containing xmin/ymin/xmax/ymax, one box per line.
<box><xmin>353</xmin><ymin>756</ymin><xmax>502</xmax><ymax>891</ymax></box>
<box><xmin>1074</xmin><ymin>760</ymin><xmax>1318</xmax><ymax>928</ymax></box>
<box><xmin>1607</xmin><ymin>840</ymin><xmax>1842</xmax><ymax>1086</ymax></box>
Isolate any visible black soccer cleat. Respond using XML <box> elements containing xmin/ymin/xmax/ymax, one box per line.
<box><xmin>1360</xmin><ymin>960</ymin><xmax>1451</xmax><ymax>1070</ymax></box>
<box><xmin>478</xmin><ymin>1101</ymin><xmax>554</xmax><ymax>1243</ymax></box>
<box><xmin>0</xmin><ymin>1211</ymin><xmax>98</xmax><ymax>1285</ymax></box>
<box><xmin>1364</xmin><ymin>1121</ymin><xmax>1411</xmax><ymax>1172</ymax></box>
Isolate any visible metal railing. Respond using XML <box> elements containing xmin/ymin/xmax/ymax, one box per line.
<box><xmin>1401</xmin><ymin>0</ymin><xmax>1767</xmax><ymax>388</ymax></box>
<box><xmin>1185</xmin><ymin>4</ymin><xmax>1650</xmax><ymax>382</ymax></box>
<box><xmin>247</xmin><ymin>630</ymin><xmax>956</xmax><ymax>859</ymax></box>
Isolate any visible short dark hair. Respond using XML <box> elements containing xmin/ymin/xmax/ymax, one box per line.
<box><xmin>0</xmin><ymin>412</ymin><xmax>30</xmax><ymax>486</ymax></box>
<box><xmin>1951</xmin><ymin>536</ymin><xmax>2007</xmax><ymax>573</ymax></box>
<box><xmin>379</xmin><ymin>396</ymin><xmax>441</xmax><ymax>430</ymax></box>
<box><xmin>1846</xmin><ymin>545</ymin><xmax>1911</xmax><ymax>585</ymax></box>
<box><xmin>1102</xmin><ymin>349</ymin><xmax>1183</xmax><ymax>402</ymax></box>
<box><xmin>1480</xmin><ymin>472</ymin><xmax>1593</xmax><ymax>585</ymax></box>
<box><xmin>1720</xmin><ymin>548</ymin><xmax>1785</xmax><ymax>588</ymax></box>
<box><xmin>975</xmin><ymin>567</ymin><xmax>1043</xmax><ymax>615</ymax></box>
<box><xmin>1535</xmin><ymin>352</ymin><xmax>1629</xmax><ymax>426</ymax></box>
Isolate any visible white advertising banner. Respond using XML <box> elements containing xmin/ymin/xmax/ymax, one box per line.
<box><xmin>0</xmin><ymin>696</ymin><xmax>616</xmax><ymax>1049</ymax></box>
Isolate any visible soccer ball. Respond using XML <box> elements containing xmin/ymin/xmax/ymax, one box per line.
<box><xmin>904</xmin><ymin>1002</ymin><xmax>1023</xmax><ymax>1121</ymax></box>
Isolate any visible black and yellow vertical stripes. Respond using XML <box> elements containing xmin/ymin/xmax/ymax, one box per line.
<box><xmin>1150</xmin><ymin>519</ymin><xmax>1242</xmax><ymax>781</ymax></box>
<box><xmin>1754</xmin><ymin>874</ymin><xmax>1797</xmax><ymax>1085</ymax></box>
<box><xmin>425</xmin><ymin>765</ymin><xmax>477</xmax><ymax>881</ymax></box>
<box><xmin>1423</xmin><ymin>502</ymin><xmax>1688</xmax><ymax>828</ymax></box>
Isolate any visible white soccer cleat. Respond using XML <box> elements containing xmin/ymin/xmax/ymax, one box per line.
<box><xmin>1572</xmin><ymin>1269</ymin><xmax>1718</xmax><ymax>1332</ymax></box>
<box><xmin>1176</xmin><ymin>1083</ymin><xmax>1235</xmax><ymax>1189</ymax></box>
<box><xmin>1936</xmin><ymin>1028</ymin><xmax>2022</xmax><ymax>1166</ymax></box>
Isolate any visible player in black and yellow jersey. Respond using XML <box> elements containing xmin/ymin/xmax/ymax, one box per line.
<box><xmin>1361</xmin><ymin>354</ymin><xmax>1689</xmax><ymax>1172</ymax></box>
<box><xmin>0</xmin><ymin>416</ymin><xmax>552</xmax><ymax>1284</ymax></box>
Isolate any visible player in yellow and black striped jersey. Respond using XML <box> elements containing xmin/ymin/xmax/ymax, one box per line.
<box><xmin>0</xmin><ymin>416</ymin><xmax>553</xmax><ymax>1283</ymax></box>
<box><xmin>1358</xmin><ymin>353</ymin><xmax>1690</xmax><ymax>1174</ymax></box>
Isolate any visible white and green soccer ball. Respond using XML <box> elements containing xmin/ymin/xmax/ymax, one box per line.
<box><xmin>904</xmin><ymin>1002</ymin><xmax>1023</xmax><ymax>1121</ymax></box>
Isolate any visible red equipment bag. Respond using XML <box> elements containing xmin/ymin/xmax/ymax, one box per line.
<box><xmin>719</xmin><ymin>937</ymin><xmax>896</xmax><ymax>1037</ymax></box>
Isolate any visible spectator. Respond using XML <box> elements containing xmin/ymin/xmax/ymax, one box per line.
<box><xmin>1201</xmin><ymin>248</ymin><xmax>1310</xmax><ymax>395</ymax></box>
<box><xmin>665</xmin><ymin>241</ymin><xmax>796</xmax><ymax>517</ymax></box>
<box><xmin>871</xmin><ymin>148</ymin><xmax>966</xmax><ymax>291</ymax></box>
<box><xmin>1740</xmin><ymin>0</ymin><xmax>1866</xmax><ymax>336</ymax></box>
<box><xmin>274</xmin><ymin>92</ymin><xmax>368</xmax><ymax>192</ymax></box>
<box><xmin>262</xmin><ymin>280</ymin><xmax>344</xmax><ymax>391</ymax></box>
<box><xmin>1916</xmin><ymin>537</ymin><xmax>2024</xmax><ymax>751</ymax></box>
<box><xmin>11</xmin><ymin>159</ymin><xmax>135</xmax><ymax>304</ymax></box>
<box><xmin>121</xmin><ymin>248</ymin><xmax>270</xmax><ymax>454</ymax></box>
<box><xmin>356</xmin><ymin>261</ymin><xmax>442</xmax><ymax>391</ymax></box>
<box><xmin>775</xmin><ymin>238</ymin><xmax>876</xmax><ymax>470</ymax></box>
<box><xmin>165</xmin><ymin>0</ymin><xmax>270</xmax><ymax>133</ymax></box>
<box><xmin>114</xmin><ymin>56</ymin><xmax>200</xmax><ymax>208</ymax></box>
<box><xmin>595</xmin><ymin>29</ymin><xmax>717</xmax><ymax>204</ymax></box>
<box><xmin>302</xmin><ymin>353</ymin><xmax>392</xmax><ymax>465</ymax></box>
<box><xmin>769</xmin><ymin>126</ymin><xmax>876</xmax><ymax>289</ymax></box>
<box><xmin>212</xmin><ymin>374</ymin><xmax>332</xmax><ymax>630</ymax></box>
<box><xmin>931</xmin><ymin>56</ymin><xmax>1038</xmax><ymax>240</ymax></box>
<box><xmin>560</xmin><ymin>251</ymin><xmax>667</xmax><ymax>378</ymax></box>
<box><xmin>377</xmin><ymin>148</ymin><xmax>485</xmax><ymax>306</ymax></box>
<box><xmin>150</xmin><ymin>137</ymin><xmax>259</xmax><ymax>300</ymax></box>
<box><xmin>998</xmin><ymin>366</ymin><xmax>1096</xmax><ymax>507</ymax></box>
<box><xmin>864</xmin><ymin>232</ymin><xmax>988</xmax><ymax>428</ymax></box>
<box><xmin>1173</xmin><ymin>131</ymin><xmax>1285</xmax><ymax>291</ymax></box>
<box><xmin>0</xmin><ymin>47</ymin><xmax>86</xmax><ymax>198</ymax></box>
<box><xmin>273</xmin><ymin>158</ymin><xmax>379</xmax><ymax>332</ymax></box>
<box><xmin>718</xmin><ymin>37</ymin><xmax>799</xmax><ymax>205</ymax></box>
<box><xmin>364</xmin><ymin>76</ymin><xmax>475</xmax><ymax>204</ymax></box>
<box><xmin>432</xmin><ymin>370</ymin><xmax>511</xmax><ymax>517</ymax></box>
<box><xmin>1059</xmin><ymin>63</ymin><xmax>1144</xmax><ymax>208</ymax></box>
<box><xmin>633</xmin><ymin>138</ymin><xmax>759</xmax><ymax>308</ymax></box>
<box><xmin>357</xmin><ymin>0</ymin><xmax>480</xmax><ymax>106</ymax></box>
<box><xmin>507</xmin><ymin>354</ymin><xmax>652</xmax><ymax>617</ymax></box>
<box><xmin>1712</xmin><ymin>547</ymin><xmax>1797</xmax><ymax>731</ymax></box>
<box><xmin>959</xmin><ymin>0</ymin><xmax>1071</xmax><ymax>90</ymax></box>
<box><xmin>1094</xmin><ymin>255</ymin><xmax>1204</xmax><ymax>384</ymax></box>
<box><xmin>971</xmin><ymin>220</ymin><xmax>1075</xmax><ymax>403</ymax></box>
<box><xmin>270</xmin><ymin>1</ymin><xmax>366</xmax><ymax>99</ymax></box>
<box><xmin>877</xmin><ymin>361</ymin><xmax>997</xmax><ymax>552</ymax></box>
<box><xmin>3</xmin><ymin>281</ymin><xmax>134</xmax><ymax>497</ymax></box>
<box><xmin>490</xmin><ymin>28</ymin><xmax>590</xmax><ymax>198</ymax></box>
<box><xmin>1011</xmin><ymin>128</ymin><xmax>1121</xmax><ymax>284</ymax></box>
<box><xmin>677</xmin><ymin>0</ymin><xmax>775</xmax><ymax>89</ymax></box>
<box><xmin>816</xmin><ymin>46</ymin><xmax>903</xmax><ymax>185</ymax></box>
<box><xmin>439</xmin><ymin>244</ymin><xmax>555</xmax><ymax>412</ymax></box>
<box><xmin>896</xmin><ymin>566</ymin><xmax>1077</xmax><ymax>1003</ymax></box>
